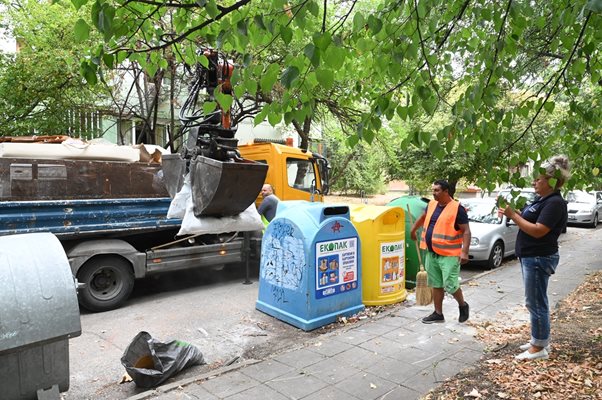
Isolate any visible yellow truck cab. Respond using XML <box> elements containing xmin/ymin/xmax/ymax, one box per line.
<box><xmin>238</xmin><ymin>141</ymin><xmax>329</xmax><ymax>203</ymax></box>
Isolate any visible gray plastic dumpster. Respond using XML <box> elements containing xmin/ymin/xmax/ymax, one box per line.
<box><xmin>0</xmin><ymin>232</ymin><xmax>81</xmax><ymax>400</ymax></box>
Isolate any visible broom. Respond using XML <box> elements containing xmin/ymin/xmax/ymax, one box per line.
<box><xmin>407</xmin><ymin>205</ymin><xmax>432</xmax><ymax>306</ymax></box>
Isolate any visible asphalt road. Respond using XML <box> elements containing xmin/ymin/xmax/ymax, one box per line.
<box><xmin>62</xmin><ymin>226</ymin><xmax>594</xmax><ymax>399</ymax></box>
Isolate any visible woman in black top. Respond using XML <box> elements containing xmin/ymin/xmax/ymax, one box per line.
<box><xmin>499</xmin><ymin>155</ymin><xmax>570</xmax><ymax>361</ymax></box>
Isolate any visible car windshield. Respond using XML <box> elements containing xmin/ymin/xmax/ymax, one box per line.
<box><xmin>463</xmin><ymin>201</ymin><xmax>501</xmax><ymax>224</ymax></box>
<box><xmin>567</xmin><ymin>191</ymin><xmax>595</xmax><ymax>204</ymax></box>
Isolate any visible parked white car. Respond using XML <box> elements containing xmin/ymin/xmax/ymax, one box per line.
<box><xmin>497</xmin><ymin>187</ymin><xmax>537</xmax><ymax>206</ymax></box>
<box><xmin>462</xmin><ymin>198</ymin><xmax>519</xmax><ymax>269</ymax></box>
<box><xmin>567</xmin><ymin>190</ymin><xmax>602</xmax><ymax>228</ymax></box>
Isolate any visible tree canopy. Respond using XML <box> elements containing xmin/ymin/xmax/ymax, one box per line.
<box><xmin>74</xmin><ymin>0</ymin><xmax>602</xmax><ymax>190</ymax></box>
<box><xmin>0</xmin><ymin>0</ymin><xmax>106</xmax><ymax>135</ymax></box>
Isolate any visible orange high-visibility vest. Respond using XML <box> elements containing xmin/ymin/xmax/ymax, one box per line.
<box><xmin>420</xmin><ymin>200</ymin><xmax>464</xmax><ymax>256</ymax></box>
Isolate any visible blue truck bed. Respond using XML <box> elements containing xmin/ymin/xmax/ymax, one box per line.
<box><xmin>0</xmin><ymin>197</ymin><xmax>181</xmax><ymax>238</ymax></box>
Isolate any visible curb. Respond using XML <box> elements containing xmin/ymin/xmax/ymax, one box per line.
<box><xmin>125</xmin><ymin>359</ymin><xmax>261</xmax><ymax>400</ymax></box>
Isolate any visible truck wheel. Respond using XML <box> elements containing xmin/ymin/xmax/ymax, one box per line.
<box><xmin>77</xmin><ymin>256</ymin><xmax>134</xmax><ymax>312</ymax></box>
<box><xmin>487</xmin><ymin>241</ymin><xmax>504</xmax><ymax>270</ymax></box>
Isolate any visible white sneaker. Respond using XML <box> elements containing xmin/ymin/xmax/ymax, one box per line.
<box><xmin>515</xmin><ymin>348</ymin><xmax>549</xmax><ymax>361</ymax></box>
<box><xmin>519</xmin><ymin>342</ymin><xmax>551</xmax><ymax>353</ymax></box>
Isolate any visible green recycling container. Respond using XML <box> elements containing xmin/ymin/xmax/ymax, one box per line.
<box><xmin>386</xmin><ymin>195</ymin><xmax>429</xmax><ymax>288</ymax></box>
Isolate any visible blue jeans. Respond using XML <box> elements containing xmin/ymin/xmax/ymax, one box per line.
<box><xmin>520</xmin><ymin>253</ymin><xmax>559</xmax><ymax>348</ymax></box>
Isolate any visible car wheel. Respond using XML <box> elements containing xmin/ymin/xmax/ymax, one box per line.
<box><xmin>77</xmin><ymin>256</ymin><xmax>134</xmax><ymax>312</ymax></box>
<box><xmin>591</xmin><ymin>213</ymin><xmax>598</xmax><ymax>228</ymax></box>
<box><xmin>487</xmin><ymin>241</ymin><xmax>504</xmax><ymax>270</ymax></box>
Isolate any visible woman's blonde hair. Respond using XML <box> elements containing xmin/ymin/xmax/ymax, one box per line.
<box><xmin>542</xmin><ymin>155</ymin><xmax>570</xmax><ymax>190</ymax></box>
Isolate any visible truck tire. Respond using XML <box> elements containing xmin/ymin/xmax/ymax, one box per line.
<box><xmin>77</xmin><ymin>256</ymin><xmax>135</xmax><ymax>312</ymax></box>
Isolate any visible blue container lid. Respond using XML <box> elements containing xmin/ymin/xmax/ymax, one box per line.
<box><xmin>277</xmin><ymin>201</ymin><xmax>350</xmax><ymax>229</ymax></box>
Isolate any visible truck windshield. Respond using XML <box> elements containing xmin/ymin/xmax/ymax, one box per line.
<box><xmin>286</xmin><ymin>158</ymin><xmax>316</xmax><ymax>192</ymax></box>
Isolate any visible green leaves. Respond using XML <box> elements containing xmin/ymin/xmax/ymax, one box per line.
<box><xmin>74</xmin><ymin>19</ymin><xmax>90</xmax><ymax>42</ymax></box>
<box><xmin>585</xmin><ymin>0</ymin><xmax>602</xmax><ymax>12</ymax></box>
<box><xmin>214</xmin><ymin>91</ymin><xmax>233</xmax><ymax>112</ymax></box>
<box><xmin>203</xmin><ymin>101</ymin><xmax>217</xmax><ymax>116</ymax></box>
<box><xmin>313</xmin><ymin>32</ymin><xmax>332</xmax><ymax>50</ymax></box>
<box><xmin>281</xmin><ymin>66</ymin><xmax>300</xmax><ymax>88</ymax></box>
<box><xmin>304</xmin><ymin>43</ymin><xmax>320</xmax><ymax>67</ymax></box>
<box><xmin>80</xmin><ymin>61</ymin><xmax>97</xmax><ymax>85</ymax></box>
<box><xmin>543</xmin><ymin>101</ymin><xmax>555</xmax><ymax>113</ymax></box>
<box><xmin>54</xmin><ymin>0</ymin><xmax>602</xmax><ymax>193</ymax></box>
<box><xmin>352</xmin><ymin>12</ymin><xmax>365</xmax><ymax>32</ymax></box>
<box><xmin>260</xmin><ymin>63</ymin><xmax>280</xmax><ymax>95</ymax></box>
<box><xmin>316</xmin><ymin>69</ymin><xmax>334</xmax><ymax>90</ymax></box>
<box><xmin>71</xmin><ymin>0</ymin><xmax>88</xmax><ymax>11</ymax></box>
<box><xmin>91</xmin><ymin>0</ymin><xmax>115</xmax><ymax>41</ymax></box>
<box><xmin>280</xmin><ymin>26</ymin><xmax>293</xmax><ymax>44</ymax></box>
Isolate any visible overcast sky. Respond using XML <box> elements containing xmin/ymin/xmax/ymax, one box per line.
<box><xmin>0</xmin><ymin>37</ymin><xmax>16</xmax><ymax>53</ymax></box>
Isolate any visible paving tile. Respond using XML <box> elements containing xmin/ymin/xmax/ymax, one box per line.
<box><xmin>152</xmin><ymin>389</ymin><xmax>202</xmax><ymax>400</ymax></box>
<box><xmin>402</xmin><ymin>358</ymin><xmax>472</xmax><ymax>393</ymax></box>
<box><xmin>330</xmin><ymin>345</ymin><xmax>382</xmax><ymax>370</ymax></box>
<box><xmin>448</xmin><ymin>347</ymin><xmax>484</xmax><ymax>366</ymax></box>
<box><xmin>374</xmin><ymin>384</ymin><xmax>422</xmax><ymax>400</ymax></box>
<box><xmin>334</xmin><ymin>371</ymin><xmax>397</xmax><ymax>400</ymax></box>
<box><xmin>374</xmin><ymin>313</ymin><xmax>414</xmax><ymax>328</ymax></box>
<box><xmin>199</xmin><ymin>371</ymin><xmax>260</xmax><ymax>398</ymax></box>
<box><xmin>379</xmin><ymin>327</ymin><xmax>417</xmax><ymax>347</ymax></box>
<box><xmin>331</xmin><ymin>329</ymin><xmax>378</xmax><ymax>346</ymax></box>
<box><xmin>265</xmin><ymin>370</ymin><xmax>328</xmax><ymax>399</ymax></box>
<box><xmin>397</xmin><ymin>305</ymin><xmax>432</xmax><ymax>321</ymax></box>
<box><xmin>363</xmin><ymin>355</ymin><xmax>420</xmax><ymax>385</ymax></box>
<box><xmin>400</xmin><ymin>367</ymin><xmax>439</xmax><ymax>396</ymax></box>
<box><xmin>351</xmin><ymin>320</ymin><xmax>399</xmax><ymax>336</ymax></box>
<box><xmin>303</xmin><ymin>356</ymin><xmax>362</xmax><ymax>384</ymax></box>
<box><xmin>177</xmin><ymin>383</ymin><xmax>218</xmax><ymax>399</ymax></box>
<box><xmin>301</xmin><ymin>384</ymin><xmax>361</xmax><ymax>400</ymax></box>
<box><xmin>386</xmin><ymin>345</ymin><xmax>439</xmax><ymax>367</ymax></box>
<box><xmin>272</xmin><ymin>347</ymin><xmax>327</xmax><ymax>369</ymax></box>
<box><xmin>359</xmin><ymin>336</ymin><xmax>410</xmax><ymax>358</ymax></box>
<box><xmin>224</xmin><ymin>384</ymin><xmax>289</xmax><ymax>400</ymax></box>
<box><xmin>240</xmin><ymin>359</ymin><xmax>295</xmax><ymax>383</ymax></box>
<box><xmin>306</xmin><ymin>338</ymin><xmax>354</xmax><ymax>357</ymax></box>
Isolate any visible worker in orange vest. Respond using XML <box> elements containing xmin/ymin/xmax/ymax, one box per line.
<box><xmin>410</xmin><ymin>180</ymin><xmax>471</xmax><ymax>324</ymax></box>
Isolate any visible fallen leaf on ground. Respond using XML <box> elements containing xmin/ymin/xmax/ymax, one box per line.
<box><xmin>119</xmin><ymin>373</ymin><xmax>132</xmax><ymax>384</ymax></box>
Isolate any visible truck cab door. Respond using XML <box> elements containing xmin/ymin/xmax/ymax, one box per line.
<box><xmin>284</xmin><ymin>157</ymin><xmax>323</xmax><ymax>202</ymax></box>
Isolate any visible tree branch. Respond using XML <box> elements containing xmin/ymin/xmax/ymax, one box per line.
<box><xmin>483</xmin><ymin>0</ymin><xmax>512</xmax><ymax>94</ymax></box>
<box><xmin>112</xmin><ymin>0</ymin><xmax>252</xmax><ymax>54</ymax></box>
<box><xmin>502</xmin><ymin>11</ymin><xmax>592</xmax><ymax>154</ymax></box>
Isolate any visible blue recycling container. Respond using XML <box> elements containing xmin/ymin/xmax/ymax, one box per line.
<box><xmin>256</xmin><ymin>201</ymin><xmax>364</xmax><ymax>331</ymax></box>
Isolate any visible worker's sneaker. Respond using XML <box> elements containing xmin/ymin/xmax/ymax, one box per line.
<box><xmin>519</xmin><ymin>343</ymin><xmax>551</xmax><ymax>353</ymax></box>
<box><xmin>515</xmin><ymin>348</ymin><xmax>548</xmax><ymax>361</ymax></box>
<box><xmin>422</xmin><ymin>311</ymin><xmax>445</xmax><ymax>324</ymax></box>
<box><xmin>459</xmin><ymin>302</ymin><xmax>470</xmax><ymax>323</ymax></box>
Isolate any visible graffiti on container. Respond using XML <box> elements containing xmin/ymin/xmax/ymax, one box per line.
<box><xmin>271</xmin><ymin>285</ymin><xmax>286</xmax><ymax>304</ymax></box>
<box><xmin>261</xmin><ymin>220</ymin><xmax>306</xmax><ymax>303</ymax></box>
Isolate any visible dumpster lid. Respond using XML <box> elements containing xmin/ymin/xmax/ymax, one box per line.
<box><xmin>349</xmin><ymin>204</ymin><xmax>404</xmax><ymax>223</ymax></box>
<box><xmin>0</xmin><ymin>233</ymin><xmax>81</xmax><ymax>353</ymax></box>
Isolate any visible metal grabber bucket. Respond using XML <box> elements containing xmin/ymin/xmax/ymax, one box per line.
<box><xmin>189</xmin><ymin>156</ymin><xmax>268</xmax><ymax>217</ymax></box>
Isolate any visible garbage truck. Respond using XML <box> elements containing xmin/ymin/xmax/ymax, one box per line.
<box><xmin>0</xmin><ymin>50</ymin><xmax>330</xmax><ymax>312</ymax></box>
<box><xmin>0</xmin><ymin>138</ymin><xmax>328</xmax><ymax>312</ymax></box>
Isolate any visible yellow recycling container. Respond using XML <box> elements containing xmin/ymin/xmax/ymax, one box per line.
<box><xmin>348</xmin><ymin>204</ymin><xmax>407</xmax><ymax>306</ymax></box>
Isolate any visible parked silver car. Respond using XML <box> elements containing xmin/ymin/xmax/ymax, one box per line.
<box><xmin>462</xmin><ymin>198</ymin><xmax>518</xmax><ymax>269</ymax></box>
<box><xmin>567</xmin><ymin>190</ymin><xmax>602</xmax><ymax>228</ymax></box>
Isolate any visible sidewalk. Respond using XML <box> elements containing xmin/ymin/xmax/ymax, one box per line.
<box><xmin>129</xmin><ymin>228</ymin><xmax>601</xmax><ymax>400</ymax></box>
